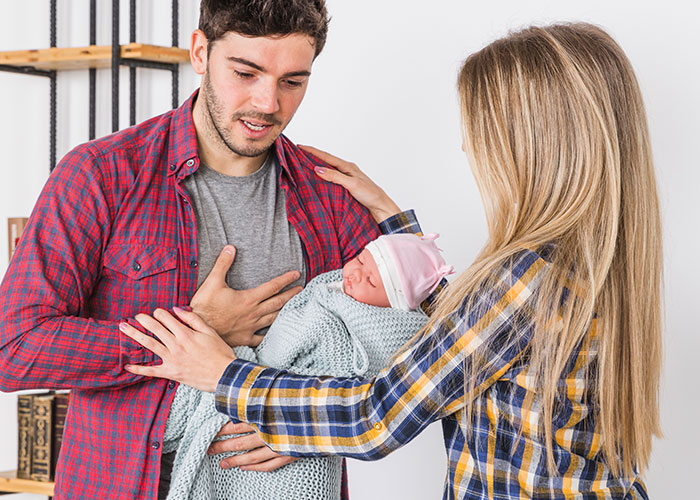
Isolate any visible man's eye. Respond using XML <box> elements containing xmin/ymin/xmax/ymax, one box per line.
<box><xmin>234</xmin><ymin>70</ymin><xmax>254</xmax><ymax>79</ymax></box>
<box><xmin>283</xmin><ymin>79</ymin><xmax>303</xmax><ymax>88</ymax></box>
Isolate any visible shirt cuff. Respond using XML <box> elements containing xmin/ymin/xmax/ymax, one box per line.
<box><xmin>215</xmin><ymin>359</ymin><xmax>268</xmax><ymax>422</ymax></box>
<box><xmin>378</xmin><ymin>209</ymin><xmax>422</xmax><ymax>235</ymax></box>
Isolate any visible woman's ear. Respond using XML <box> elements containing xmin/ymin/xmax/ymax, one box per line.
<box><xmin>190</xmin><ymin>29</ymin><xmax>208</xmax><ymax>75</ymax></box>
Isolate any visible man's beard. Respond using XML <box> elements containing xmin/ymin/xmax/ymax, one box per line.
<box><xmin>202</xmin><ymin>72</ymin><xmax>282</xmax><ymax>158</ymax></box>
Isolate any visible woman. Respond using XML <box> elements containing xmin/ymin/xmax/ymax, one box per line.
<box><xmin>122</xmin><ymin>23</ymin><xmax>662</xmax><ymax>499</ymax></box>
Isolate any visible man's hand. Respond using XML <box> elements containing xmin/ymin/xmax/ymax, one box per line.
<box><xmin>190</xmin><ymin>245</ymin><xmax>303</xmax><ymax>348</ymax></box>
<box><xmin>209</xmin><ymin>421</ymin><xmax>298</xmax><ymax>472</ymax></box>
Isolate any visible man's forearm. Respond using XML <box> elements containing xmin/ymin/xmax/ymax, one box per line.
<box><xmin>0</xmin><ymin>313</ymin><xmax>157</xmax><ymax>391</ymax></box>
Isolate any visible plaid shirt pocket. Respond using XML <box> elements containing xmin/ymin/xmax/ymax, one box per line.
<box><xmin>99</xmin><ymin>243</ymin><xmax>179</xmax><ymax>317</ymax></box>
<box><xmin>103</xmin><ymin>244</ymin><xmax>178</xmax><ymax>280</ymax></box>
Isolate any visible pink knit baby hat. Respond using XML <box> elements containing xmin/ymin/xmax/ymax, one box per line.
<box><xmin>365</xmin><ymin>233</ymin><xmax>454</xmax><ymax>311</ymax></box>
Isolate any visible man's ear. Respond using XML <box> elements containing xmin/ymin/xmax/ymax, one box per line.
<box><xmin>190</xmin><ymin>29</ymin><xmax>208</xmax><ymax>75</ymax></box>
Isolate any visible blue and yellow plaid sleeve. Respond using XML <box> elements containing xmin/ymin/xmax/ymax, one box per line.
<box><xmin>378</xmin><ymin>209</ymin><xmax>423</xmax><ymax>235</ymax></box>
<box><xmin>215</xmin><ymin>250</ymin><xmax>547</xmax><ymax>461</ymax></box>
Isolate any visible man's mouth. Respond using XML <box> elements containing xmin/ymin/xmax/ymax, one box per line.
<box><xmin>241</xmin><ymin>119</ymin><xmax>272</xmax><ymax>132</ymax></box>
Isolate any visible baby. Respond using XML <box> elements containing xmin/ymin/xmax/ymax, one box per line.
<box><xmin>162</xmin><ymin>233</ymin><xmax>453</xmax><ymax>500</ymax></box>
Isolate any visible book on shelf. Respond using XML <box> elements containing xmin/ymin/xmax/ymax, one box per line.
<box><xmin>52</xmin><ymin>392</ymin><xmax>70</xmax><ymax>476</ymax></box>
<box><xmin>30</xmin><ymin>393</ymin><xmax>54</xmax><ymax>482</ymax></box>
<box><xmin>16</xmin><ymin>390</ymin><xmax>70</xmax><ymax>482</ymax></box>
<box><xmin>7</xmin><ymin>217</ymin><xmax>28</xmax><ymax>262</ymax></box>
<box><xmin>17</xmin><ymin>394</ymin><xmax>34</xmax><ymax>479</ymax></box>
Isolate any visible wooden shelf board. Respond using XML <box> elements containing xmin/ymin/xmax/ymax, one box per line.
<box><xmin>0</xmin><ymin>470</ymin><xmax>54</xmax><ymax>496</ymax></box>
<box><xmin>0</xmin><ymin>43</ymin><xmax>190</xmax><ymax>70</ymax></box>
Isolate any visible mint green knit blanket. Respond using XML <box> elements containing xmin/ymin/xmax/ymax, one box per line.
<box><xmin>162</xmin><ymin>269</ymin><xmax>428</xmax><ymax>500</ymax></box>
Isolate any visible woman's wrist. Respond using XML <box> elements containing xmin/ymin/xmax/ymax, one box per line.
<box><xmin>370</xmin><ymin>197</ymin><xmax>401</xmax><ymax>224</ymax></box>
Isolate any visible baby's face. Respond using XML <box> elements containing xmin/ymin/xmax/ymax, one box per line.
<box><xmin>341</xmin><ymin>249</ymin><xmax>390</xmax><ymax>307</ymax></box>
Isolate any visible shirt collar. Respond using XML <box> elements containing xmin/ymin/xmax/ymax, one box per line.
<box><xmin>273</xmin><ymin>135</ymin><xmax>298</xmax><ymax>188</ymax></box>
<box><xmin>167</xmin><ymin>88</ymin><xmax>297</xmax><ymax>187</ymax></box>
<box><xmin>167</xmin><ymin>89</ymin><xmax>200</xmax><ymax>179</ymax></box>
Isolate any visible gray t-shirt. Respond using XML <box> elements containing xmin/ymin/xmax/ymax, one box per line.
<box><xmin>182</xmin><ymin>153</ymin><xmax>306</xmax><ymax>295</ymax></box>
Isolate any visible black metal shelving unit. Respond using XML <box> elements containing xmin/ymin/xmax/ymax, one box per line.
<box><xmin>0</xmin><ymin>0</ymin><xmax>183</xmax><ymax>171</ymax></box>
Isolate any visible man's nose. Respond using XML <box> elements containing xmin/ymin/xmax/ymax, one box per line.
<box><xmin>251</xmin><ymin>81</ymin><xmax>280</xmax><ymax>114</ymax></box>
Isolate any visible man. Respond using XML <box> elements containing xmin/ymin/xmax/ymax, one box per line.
<box><xmin>0</xmin><ymin>1</ymin><xmax>418</xmax><ymax>498</ymax></box>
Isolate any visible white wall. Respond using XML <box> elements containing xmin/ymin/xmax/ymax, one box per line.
<box><xmin>0</xmin><ymin>1</ymin><xmax>697</xmax><ymax>498</ymax></box>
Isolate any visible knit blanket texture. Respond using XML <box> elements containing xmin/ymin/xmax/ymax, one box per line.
<box><xmin>162</xmin><ymin>269</ymin><xmax>428</xmax><ymax>500</ymax></box>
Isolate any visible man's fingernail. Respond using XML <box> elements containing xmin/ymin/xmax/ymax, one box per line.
<box><xmin>224</xmin><ymin>246</ymin><xmax>235</xmax><ymax>255</ymax></box>
<box><xmin>173</xmin><ymin>306</ymin><xmax>184</xmax><ymax>314</ymax></box>
<box><xmin>119</xmin><ymin>322</ymin><xmax>129</xmax><ymax>332</ymax></box>
<box><xmin>314</xmin><ymin>166</ymin><xmax>325</xmax><ymax>174</ymax></box>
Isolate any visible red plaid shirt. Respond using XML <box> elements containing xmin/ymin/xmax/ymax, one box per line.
<box><xmin>0</xmin><ymin>90</ymin><xmax>380</xmax><ymax>499</ymax></box>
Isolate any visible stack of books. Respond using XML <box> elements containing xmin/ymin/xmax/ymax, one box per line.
<box><xmin>17</xmin><ymin>391</ymin><xmax>70</xmax><ymax>482</ymax></box>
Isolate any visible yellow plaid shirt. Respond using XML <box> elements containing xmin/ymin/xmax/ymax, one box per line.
<box><xmin>216</xmin><ymin>249</ymin><xmax>649</xmax><ymax>499</ymax></box>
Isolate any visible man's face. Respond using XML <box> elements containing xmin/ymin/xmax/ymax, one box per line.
<box><xmin>200</xmin><ymin>31</ymin><xmax>316</xmax><ymax>158</ymax></box>
<box><xmin>342</xmin><ymin>249</ymin><xmax>391</xmax><ymax>308</ymax></box>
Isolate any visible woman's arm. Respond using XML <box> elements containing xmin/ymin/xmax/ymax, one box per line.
<box><xmin>122</xmin><ymin>250</ymin><xmax>547</xmax><ymax>460</ymax></box>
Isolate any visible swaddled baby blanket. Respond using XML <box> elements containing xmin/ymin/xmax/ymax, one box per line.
<box><xmin>163</xmin><ymin>269</ymin><xmax>428</xmax><ymax>500</ymax></box>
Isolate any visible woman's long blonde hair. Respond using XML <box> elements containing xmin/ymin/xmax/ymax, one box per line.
<box><xmin>426</xmin><ymin>23</ymin><xmax>662</xmax><ymax>477</ymax></box>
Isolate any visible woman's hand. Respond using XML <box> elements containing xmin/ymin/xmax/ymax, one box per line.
<box><xmin>120</xmin><ymin>308</ymin><xmax>236</xmax><ymax>393</ymax></box>
<box><xmin>300</xmin><ymin>145</ymin><xmax>401</xmax><ymax>223</ymax></box>
<box><xmin>208</xmin><ymin>421</ymin><xmax>298</xmax><ymax>472</ymax></box>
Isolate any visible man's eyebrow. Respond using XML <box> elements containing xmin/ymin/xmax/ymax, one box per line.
<box><xmin>227</xmin><ymin>56</ymin><xmax>265</xmax><ymax>71</ymax></box>
<box><xmin>283</xmin><ymin>70</ymin><xmax>312</xmax><ymax>78</ymax></box>
<box><xmin>227</xmin><ymin>57</ymin><xmax>311</xmax><ymax>78</ymax></box>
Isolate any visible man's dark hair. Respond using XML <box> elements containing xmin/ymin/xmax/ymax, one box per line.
<box><xmin>199</xmin><ymin>0</ymin><xmax>329</xmax><ymax>57</ymax></box>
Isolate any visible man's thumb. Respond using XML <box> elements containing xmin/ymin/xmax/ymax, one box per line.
<box><xmin>207</xmin><ymin>245</ymin><xmax>236</xmax><ymax>287</ymax></box>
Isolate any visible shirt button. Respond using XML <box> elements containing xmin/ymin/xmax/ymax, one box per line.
<box><xmin>133</xmin><ymin>261</ymin><xmax>141</xmax><ymax>272</ymax></box>
<box><xmin>151</xmin><ymin>440</ymin><xmax>160</xmax><ymax>449</ymax></box>
<box><xmin>190</xmin><ymin>259</ymin><xmax>198</xmax><ymax>269</ymax></box>
<box><xmin>168</xmin><ymin>163</ymin><xmax>176</xmax><ymax>171</ymax></box>
<box><xmin>186</xmin><ymin>159</ymin><xmax>195</xmax><ymax>167</ymax></box>
<box><xmin>373</xmin><ymin>422</ymin><xmax>383</xmax><ymax>431</ymax></box>
<box><xmin>168</xmin><ymin>381</ymin><xmax>176</xmax><ymax>389</ymax></box>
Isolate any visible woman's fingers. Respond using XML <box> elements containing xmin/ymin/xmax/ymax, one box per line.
<box><xmin>168</xmin><ymin>307</ymin><xmax>215</xmax><ymax>336</ymax></box>
<box><xmin>120</xmin><ymin>321</ymin><xmax>168</xmax><ymax>359</ymax></box>
<box><xmin>209</xmin><ymin>432</ymin><xmax>261</xmax><ymax>455</ymax></box>
<box><xmin>151</xmin><ymin>308</ymin><xmax>195</xmax><ymax>338</ymax></box>
<box><xmin>214</xmin><ymin>421</ymin><xmax>254</xmax><ymax>438</ymax></box>
<box><xmin>312</xmin><ymin>165</ymin><xmax>356</xmax><ymax>191</ymax></box>
<box><xmin>239</xmin><ymin>456</ymin><xmax>298</xmax><ymax>472</ymax></box>
<box><xmin>300</xmin><ymin>144</ymin><xmax>401</xmax><ymax>223</ymax></box>
<box><xmin>120</xmin><ymin>310</ymin><xmax>235</xmax><ymax>392</ymax></box>
<box><xmin>219</xmin><ymin>446</ymin><xmax>297</xmax><ymax>471</ymax></box>
<box><xmin>299</xmin><ymin>144</ymin><xmax>358</xmax><ymax>174</ymax></box>
<box><xmin>134</xmin><ymin>313</ymin><xmax>176</xmax><ymax>347</ymax></box>
<box><xmin>123</xmin><ymin>362</ymin><xmax>167</xmax><ymax>379</ymax></box>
